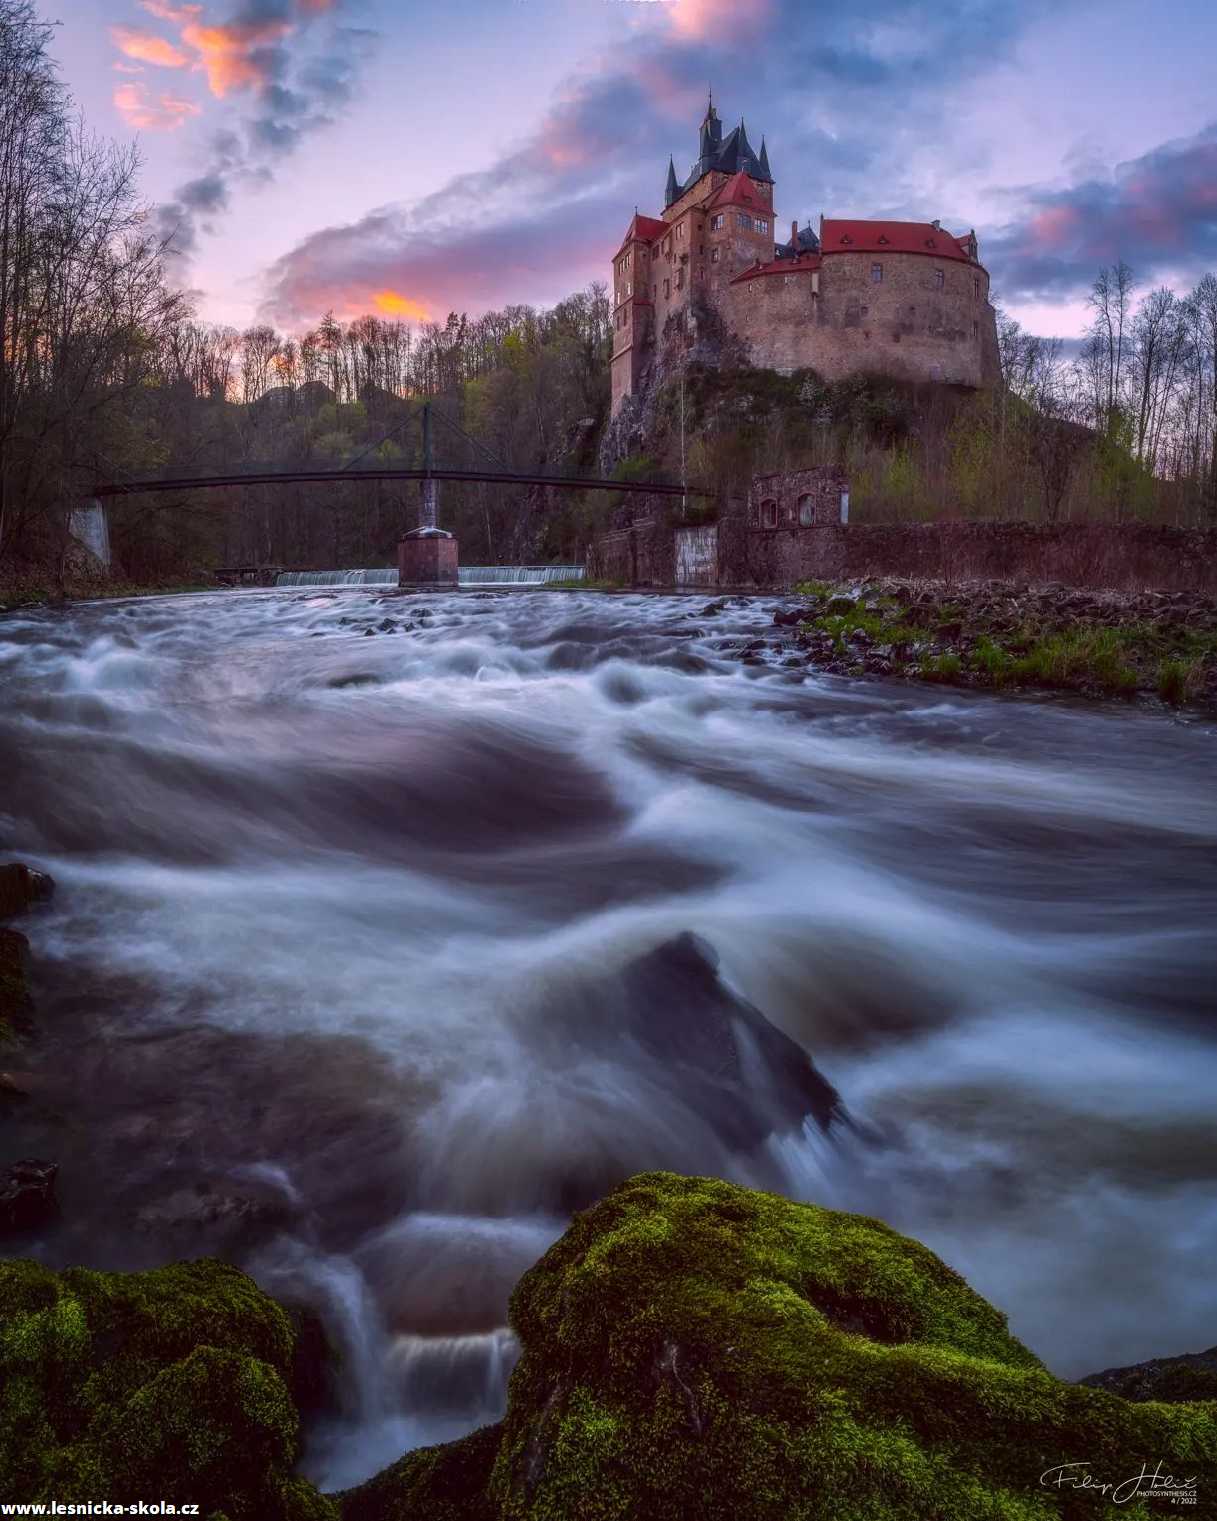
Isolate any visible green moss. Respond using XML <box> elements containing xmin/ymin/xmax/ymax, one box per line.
<box><xmin>453</xmin><ymin>1172</ymin><xmax>1217</xmax><ymax>1521</ymax></box>
<box><xmin>340</xmin><ymin>1423</ymin><xmax>500</xmax><ymax>1521</ymax></box>
<box><xmin>0</xmin><ymin>1258</ymin><xmax>335</xmax><ymax>1520</ymax></box>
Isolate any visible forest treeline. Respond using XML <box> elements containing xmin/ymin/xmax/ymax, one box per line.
<box><xmin>1</xmin><ymin>0</ymin><xmax>1215</xmax><ymax>588</ymax></box>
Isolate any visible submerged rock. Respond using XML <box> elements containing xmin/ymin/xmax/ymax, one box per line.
<box><xmin>344</xmin><ymin>1172</ymin><xmax>1216</xmax><ymax>1520</ymax></box>
<box><xmin>0</xmin><ymin>1257</ymin><xmax>336</xmax><ymax>1518</ymax></box>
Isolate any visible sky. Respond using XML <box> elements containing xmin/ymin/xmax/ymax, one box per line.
<box><xmin>45</xmin><ymin>0</ymin><xmax>1217</xmax><ymax>341</ymax></box>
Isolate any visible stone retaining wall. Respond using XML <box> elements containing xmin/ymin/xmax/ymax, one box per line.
<box><xmin>590</xmin><ymin>518</ymin><xmax>1217</xmax><ymax>593</ymax></box>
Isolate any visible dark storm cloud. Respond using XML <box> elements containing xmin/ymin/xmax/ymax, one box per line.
<box><xmin>983</xmin><ymin>123</ymin><xmax>1217</xmax><ymax>302</ymax></box>
<box><xmin>259</xmin><ymin>0</ymin><xmax>1070</xmax><ymax>326</ymax></box>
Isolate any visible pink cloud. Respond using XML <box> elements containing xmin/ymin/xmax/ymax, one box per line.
<box><xmin>111</xmin><ymin>25</ymin><xmax>191</xmax><ymax>68</ymax></box>
<box><xmin>113</xmin><ymin>81</ymin><xmax>203</xmax><ymax>130</ymax></box>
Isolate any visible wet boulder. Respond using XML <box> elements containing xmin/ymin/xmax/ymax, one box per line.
<box><xmin>347</xmin><ymin>1173</ymin><xmax>1217</xmax><ymax>1521</ymax></box>
<box><xmin>616</xmin><ymin>933</ymin><xmax>841</xmax><ymax>1147</ymax></box>
<box><xmin>0</xmin><ymin>928</ymin><xmax>33</xmax><ymax>1044</ymax></box>
<box><xmin>0</xmin><ymin>862</ymin><xmax>54</xmax><ymax>920</ymax></box>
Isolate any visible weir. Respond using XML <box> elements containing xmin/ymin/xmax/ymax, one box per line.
<box><xmin>275</xmin><ymin>566</ymin><xmax>585</xmax><ymax>588</ymax></box>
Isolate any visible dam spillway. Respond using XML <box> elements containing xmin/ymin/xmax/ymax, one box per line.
<box><xmin>274</xmin><ymin>566</ymin><xmax>585</xmax><ymax>588</ymax></box>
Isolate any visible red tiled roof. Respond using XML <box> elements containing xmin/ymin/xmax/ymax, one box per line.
<box><xmin>730</xmin><ymin>253</ymin><xmax>822</xmax><ymax>284</ymax></box>
<box><xmin>616</xmin><ymin>213</ymin><xmax>668</xmax><ymax>252</ymax></box>
<box><xmin>706</xmin><ymin>171</ymin><xmax>769</xmax><ymax>214</ymax></box>
<box><xmin>820</xmin><ymin>219</ymin><xmax>978</xmax><ymax>264</ymax></box>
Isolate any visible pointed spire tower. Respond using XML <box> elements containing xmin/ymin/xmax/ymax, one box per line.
<box><xmin>758</xmin><ymin>135</ymin><xmax>771</xmax><ymax>180</ymax></box>
<box><xmin>698</xmin><ymin>89</ymin><xmax>723</xmax><ymax>171</ymax></box>
<box><xmin>665</xmin><ymin>155</ymin><xmax>679</xmax><ymax>208</ymax></box>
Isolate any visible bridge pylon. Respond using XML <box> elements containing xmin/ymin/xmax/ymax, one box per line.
<box><xmin>398</xmin><ymin>400</ymin><xmax>458</xmax><ymax>588</ymax></box>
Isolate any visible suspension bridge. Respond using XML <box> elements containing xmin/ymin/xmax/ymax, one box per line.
<box><xmin>88</xmin><ymin>399</ymin><xmax>707</xmax><ymax>588</ymax></box>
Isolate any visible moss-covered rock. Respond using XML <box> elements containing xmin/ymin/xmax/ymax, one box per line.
<box><xmin>1080</xmin><ymin>1345</ymin><xmax>1217</xmax><ymax>1405</ymax></box>
<box><xmin>340</xmin><ymin>1423</ymin><xmax>500</xmax><ymax>1521</ymax></box>
<box><xmin>357</xmin><ymin>1173</ymin><xmax>1212</xmax><ymax>1521</ymax></box>
<box><xmin>0</xmin><ymin>1257</ymin><xmax>336</xmax><ymax>1519</ymax></box>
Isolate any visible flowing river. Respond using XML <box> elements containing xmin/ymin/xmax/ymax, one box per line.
<box><xmin>1</xmin><ymin>586</ymin><xmax>1214</xmax><ymax>1489</ymax></box>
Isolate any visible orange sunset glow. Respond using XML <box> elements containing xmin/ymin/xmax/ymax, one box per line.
<box><xmin>372</xmin><ymin>290</ymin><xmax>430</xmax><ymax>321</ymax></box>
<box><xmin>182</xmin><ymin>19</ymin><xmax>292</xmax><ymax>97</ymax></box>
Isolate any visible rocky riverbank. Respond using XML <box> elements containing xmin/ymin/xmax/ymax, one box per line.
<box><xmin>722</xmin><ymin>577</ymin><xmax>1217</xmax><ymax>711</ymax></box>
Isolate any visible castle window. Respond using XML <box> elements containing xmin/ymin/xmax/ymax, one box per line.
<box><xmin>737</xmin><ymin>213</ymin><xmax>752</xmax><ymax>230</ymax></box>
<box><xmin>676</xmin><ymin>268</ymin><xmax>684</xmax><ymax>290</ymax></box>
<box><xmin>625</xmin><ymin>282</ymin><xmax>631</xmax><ymax>297</ymax></box>
<box><xmin>760</xmin><ymin>498</ymin><xmax>778</xmax><ymax>528</ymax></box>
<box><xmin>973</xmin><ymin>275</ymin><xmax>980</xmax><ymax>298</ymax></box>
<box><xmin>663</xmin><ymin>237</ymin><xmax>671</xmax><ymax>255</ymax></box>
<box><xmin>756</xmin><ymin>219</ymin><xmax>769</xmax><ymax>235</ymax></box>
<box><xmin>711</xmin><ymin>248</ymin><xmax>721</xmax><ymax>264</ymax></box>
<box><xmin>710</xmin><ymin>214</ymin><xmax>724</xmax><ymax>230</ymax></box>
<box><xmin>871</xmin><ymin>263</ymin><xmax>883</xmax><ymax>283</ymax></box>
<box><xmin>798</xmin><ymin>494</ymin><xmax>814</xmax><ymax>526</ymax></box>
<box><xmin>934</xmin><ymin>268</ymin><xmax>945</xmax><ymax>289</ymax></box>
<box><xmin>663</xmin><ymin>278</ymin><xmax>670</xmax><ymax>300</ymax></box>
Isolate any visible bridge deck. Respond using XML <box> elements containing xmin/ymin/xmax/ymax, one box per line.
<box><xmin>96</xmin><ymin>467</ymin><xmax>708</xmax><ymax>498</ymax></box>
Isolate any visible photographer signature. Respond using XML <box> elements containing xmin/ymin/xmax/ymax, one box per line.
<box><xmin>1040</xmin><ymin>1460</ymin><xmax>1198</xmax><ymax>1505</ymax></box>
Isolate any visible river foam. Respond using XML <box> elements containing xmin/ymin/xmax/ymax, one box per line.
<box><xmin>1</xmin><ymin>585</ymin><xmax>1214</xmax><ymax>1488</ymax></box>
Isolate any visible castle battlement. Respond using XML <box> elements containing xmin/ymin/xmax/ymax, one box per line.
<box><xmin>610</xmin><ymin>98</ymin><xmax>1000</xmax><ymax>417</ymax></box>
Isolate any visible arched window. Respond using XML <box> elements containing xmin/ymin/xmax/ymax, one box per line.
<box><xmin>798</xmin><ymin>493</ymin><xmax>814</xmax><ymax>526</ymax></box>
<box><xmin>760</xmin><ymin>498</ymin><xmax>778</xmax><ymax>528</ymax></box>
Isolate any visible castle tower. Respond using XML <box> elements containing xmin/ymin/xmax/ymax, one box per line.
<box><xmin>612</xmin><ymin>95</ymin><xmax>778</xmax><ymax>417</ymax></box>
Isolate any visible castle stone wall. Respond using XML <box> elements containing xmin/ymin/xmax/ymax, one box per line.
<box><xmin>719</xmin><ymin>252</ymin><xmax>998</xmax><ymax>387</ymax></box>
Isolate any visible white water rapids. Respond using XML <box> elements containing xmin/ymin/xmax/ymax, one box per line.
<box><xmin>0</xmin><ymin>585</ymin><xmax>1214</xmax><ymax>1490</ymax></box>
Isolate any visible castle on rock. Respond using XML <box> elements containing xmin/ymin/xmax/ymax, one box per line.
<box><xmin>610</xmin><ymin>97</ymin><xmax>1000</xmax><ymax>417</ymax></box>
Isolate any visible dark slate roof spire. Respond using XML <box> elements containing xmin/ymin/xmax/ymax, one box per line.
<box><xmin>665</xmin><ymin>155</ymin><xmax>679</xmax><ymax>208</ymax></box>
<box><xmin>678</xmin><ymin>97</ymin><xmax>773</xmax><ymax>199</ymax></box>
